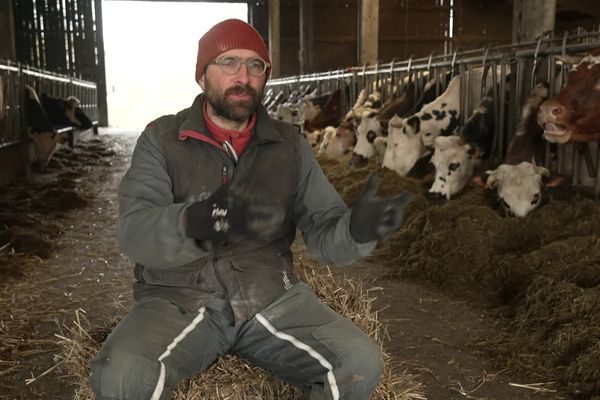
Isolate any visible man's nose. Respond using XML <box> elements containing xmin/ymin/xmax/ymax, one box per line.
<box><xmin>234</xmin><ymin>63</ymin><xmax>251</xmax><ymax>84</ymax></box>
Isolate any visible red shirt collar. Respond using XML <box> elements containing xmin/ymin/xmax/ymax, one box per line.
<box><xmin>203</xmin><ymin>102</ymin><xmax>256</xmax><ymax>143</ymax></box>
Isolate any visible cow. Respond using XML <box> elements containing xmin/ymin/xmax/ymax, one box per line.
<box><xmin>380</xmin><ymin>67</ymin><xmax>497</xmax><ymax>178</ymax></box>
<box><xmin>305</xmin><ymin>129</ymin><xmax>324</xmax><ymax>149</ymax></box>
<box><xmin>375</xmin><ymin>81</ymin><xmax>416</xmax><ymax>128</ymax></box>
<box><xmin>303</xmin><ymin>89</ymin><xmax>342</xmax><ymax>132</ymax></box>
<box><xmin>429</xmin><ymin>136</ymin><xmax>477</xmax><ymax>199</ymax></box>
<box><xmin>317</xmin><ymin>125</ymin><xmax>355</xmax><ymax>159</ymax></box>
<box><xmin>23</xmin><ymin>85</ymin><xmax>66</xmax><ymax>166</ymax></box>
<box><xmin>486</xmin><ymin>162</ymin><xmax>549</xmax><ymax>217</ymax></box>
<box><xmin>40</xmin><ymin>91</ymin><xmax>93</xmax><ymax>129</ymax></box>
<box><xmin>482</xmin><ymin>82</ymin><xmax>556</xmax><ymax>217</ymax></box>
<box><xmin>538</xmin><ymin>51</ymin><xmax>600</xmax><ymax>144</ymax></box>
<box><xmin>350</xmin><ymin>112</ymin><xmax>384</xmax><ymax>166</ymax></box>
<box><xmin>428</xmin><ymin>85</ymin><xmax>500</xmax><ymax>199</ymax></box>
<box><xmin>379</xmin><ymin>115</ymin><xmax>426</xmax><ymax>176</ymax></box>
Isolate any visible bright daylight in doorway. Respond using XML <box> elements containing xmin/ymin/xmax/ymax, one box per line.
<box><xmin>102</xmin><ymin>1</ymin><xmax>247</xmax><ymax>129</ymax></box>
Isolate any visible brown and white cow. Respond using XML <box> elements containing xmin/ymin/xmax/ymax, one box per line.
<box><xmin>538</xmin><ymin>50</ymin><xmax>600</xmax><ymax>144</ymax></box>
<box><xmin>317</xmin><ymin>125</ymin><xmax>355</xmax><ymax>159</ymax></box>
<box><xmin>484</xmin><ymin>82</ymin><xmax>554</xmax><ymax>217</ymax></box>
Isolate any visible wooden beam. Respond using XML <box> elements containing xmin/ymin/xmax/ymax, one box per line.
<box><xmin>299</xmin><ymin>0</ymin><xmax>313</xmax><ymax>74</ymax></box>
<box><xmin>268</xmin><ymin>0</ymin><xmax>280</xmax><ymax>78</ymax></box>
<box><xmin>94</xmin><ymin>0</ymin><xmax>109</xmax><ymax>126</ymax></box>
<box><xmin>0</xmin><ymin>0</ymin><xmax>16</xmax><ymax>60</ymax></box>
<box><xmin>512</xmin><ymin>0</ymin><xmax>556</xmax><ymax>43</ymax></box>
<box><xmin>359</xmin><ymin>0</ymin><xmax>379</xmax><ymax>65</ymax></box>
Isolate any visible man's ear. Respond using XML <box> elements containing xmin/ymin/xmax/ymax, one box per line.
<box><xmin>198</xmin><ymin>74</ymin><xmax>206</xmax><ymax>90</ymax></box>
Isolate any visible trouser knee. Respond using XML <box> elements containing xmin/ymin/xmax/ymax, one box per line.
<box><xmin>90</xmin><ymin>351</ymin><xmax>167</xmax><ymax>400</ymax></box>
<box><xmin>336</xmin><ymin>343</ymin><xmax>383</xmax><ymax>399</ymax></box>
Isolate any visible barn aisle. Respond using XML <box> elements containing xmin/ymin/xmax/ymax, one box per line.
<box><xmin>1</xmin><ymin>130</ymin><xmax>567</xmax><ymax>399</ymax></box>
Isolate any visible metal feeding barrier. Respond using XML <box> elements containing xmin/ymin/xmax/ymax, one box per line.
<box><xmin>0</xmin><ymin>59</ymin><xmax>98</xmax><ymax>149</ymax></box>
<box><xmin>266</xmin><ymin>29</ymin><xmax>600</xmax><ymax>194</ymax></box>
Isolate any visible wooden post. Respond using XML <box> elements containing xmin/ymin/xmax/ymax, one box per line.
<box><xmin>0</xmin><ymin>0</ymin><xmax>16</xmax><ymax>60</ymax></box>
<box><xmin>512</xmin><ymin>0</ymin><xmax>556</xmax><ymax>43</ymax></box>
<box><xmin>94</xmin><ymin>0</ymin><xmax>109</xmax><ymax>126</ymax></box>
<box><xmin>268</xmin><ymin>0</ymin><xmax>281</xmax><ymax>78</ymax></box>
<box><xmin>248</xmin><ymin>0</ymin><xmax>269</xmax><ymax>48</ymax></box>
<box><xmin>359</xmin><ymin>0</ymin><xmax>379</xmax><ymax>65</ymax></box>
<box><xmin>299</xmin><ymin>0</ymin><xmax>313</xmax><ymax>75</ymax></box>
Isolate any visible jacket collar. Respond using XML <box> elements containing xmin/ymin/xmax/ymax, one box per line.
<box><xmin>179</xmin><ymin>93</ymin><xmax>283</xmax><ymax>144</ymax></box>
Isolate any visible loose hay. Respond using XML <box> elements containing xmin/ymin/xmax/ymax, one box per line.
<box><xmin>54</xmin><ymin>268</ymin><xmax>425</xmax><ymax>400</ymax></box>
<box><xmin>320</xmin><ymin>156</ymin><xmax>600</xmax><ymax>398</ymax></box>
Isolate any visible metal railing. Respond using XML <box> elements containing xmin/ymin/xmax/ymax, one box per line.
<box><xmin>0</xmin><ymin>59</ymin><xmax>98</xmax><ymax>149</ymax></box>
<box><xmin>266</xmin><ymin>29</ymin><xmax>600</xmax><ymax>193</ymax></box>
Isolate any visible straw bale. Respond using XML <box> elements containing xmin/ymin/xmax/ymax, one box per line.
<box><xmin>56</xmin><ymin>268</ymin><xmax>425</xmax><ymax>400</ymax></box>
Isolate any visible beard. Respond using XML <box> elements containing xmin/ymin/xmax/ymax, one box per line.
<box><xmin>203</xmin><ymin>80</ymin><xmax>263</xmax><ymax>123</ymax></box>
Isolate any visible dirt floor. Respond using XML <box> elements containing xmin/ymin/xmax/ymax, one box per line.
<box><xmin>0</xmin><ymin>129</ymin><xmax>598</xmax><ymax>399</ymax></box>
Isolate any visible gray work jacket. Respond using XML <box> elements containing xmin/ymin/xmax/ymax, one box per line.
<box><xmin>117</xmin><ymin>93</ymin><xmax>375</xmax><ymax>324</ymax></box>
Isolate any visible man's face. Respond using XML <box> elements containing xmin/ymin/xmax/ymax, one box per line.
<box><xmin>199</xmin><ymin>49</ymin><xmax>268</xmax><ymax>123</ymax></box>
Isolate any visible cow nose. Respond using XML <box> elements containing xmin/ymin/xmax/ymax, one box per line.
<box><xmin>350</xmin><ymin>153</ymin><xmax>368</xmax><ymax>167</ymax></box>
<box><xmin>540</xmin><ymin>100</ymin><xmax>565</xmax><ymax>118</ymax></box>
<box><xmin>426</xmin><ymin>191</ymin><xmax>446</xmax><ymax>201</ymax></box>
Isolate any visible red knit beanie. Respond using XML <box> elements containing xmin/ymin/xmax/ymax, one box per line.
<box><xmin>195</xmin><ymin>19</ymin><xmax>271</xmax><ymax>83</ymax></box>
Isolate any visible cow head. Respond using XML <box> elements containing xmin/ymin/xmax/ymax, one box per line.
<box><xmin>460</xmin><ymin>88</ymin><xmax>497</xmax><ymax>160</ymax></box>
<box><xmin>538</xmin><ymin>53</ymin><xmax>600</xmax><ymax>144</ymax></box>
<box><xmin>23</xmin><ymin>85</ymin><xmax>62</xmax><ymax>166</ymax></box>
<box><xmin>429</xmin><ymin>136</ymin><xmax>478</xmax><ymax>199</ymax></box>
<box><xmin>276</xmin><ymin>103</ymin><xmax>304</xmax><ymax>125</ymax></box>
<box><xmin>381</xmin><ymin>115</ymin><xmax>426</xmax><ymax>176</ymax></box>
<box><xmin>485</xmin><ymin>162</ymin><xmax>549</xmax><ymax>217</ymax></box>
<box><xmin>28</xmin><ymin>129</ymin><xmax>65</xmax><ymax>166</ymax></box>
<box><xmin>305</xmin><ymin>129</ymin><xmax>324</xmax><ymax>149</ymax></box>
<box><xmin>40</xmin><ymin>92</ymin><xmax>93</xmax><ymax>129</ymax></box>
<box><xmin>350</xmin><ymin>112</ymin><xmax>383</xmax><ymax>166</ymax></box>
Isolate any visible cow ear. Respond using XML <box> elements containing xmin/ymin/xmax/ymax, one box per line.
<box><xmin>466</xmin><ymin>144</ymin><xmax>479</xmax><ymax>158</ymax></box>
<box><xmin>484</xmin><ymin>170</ymin><xmax>497</xmax><ymax>189</ymax></box>
<box><xmin>470</xmin><ymin>173</ymin><xmax>488</xmax><ymax>188</ymax></box>
<box><xmin>535</xmin><ymin>166</ymin><xmax>550</xmax><ymax>176</ymax></box>
<box><xmin>406</xmin><ymin>116</ymin><xmax>420</xmax><ymax>133</ymax></box>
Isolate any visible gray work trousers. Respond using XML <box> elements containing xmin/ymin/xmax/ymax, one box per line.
<box><xmin>89</xmin><ymin>282</ymin><xmax>383</xmax><ymax>400</ymax></box>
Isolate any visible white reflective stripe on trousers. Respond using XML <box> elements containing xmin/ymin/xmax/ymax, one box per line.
<box><xmin>255</xmin><ymin>313</ymin><xmax>340</xmax><ymax>400</ymax></box>
<box><xmin>150</xmin><ymin>307</ymin><xmax>206</xmax><ymax>400</ymax></box>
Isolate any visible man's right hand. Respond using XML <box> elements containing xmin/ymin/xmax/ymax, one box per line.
<box><xmin>185</xmin><ymin>185</ymin><xmax>246</xmax><ymax>243</ymax></box>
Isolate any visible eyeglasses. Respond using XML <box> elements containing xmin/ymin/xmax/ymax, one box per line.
<box><xmin>208</xmin><ymin>56</ymin><xmax>270</xmax><ymax>77</ymax></box>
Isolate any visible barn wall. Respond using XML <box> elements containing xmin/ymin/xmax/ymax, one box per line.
<box><xmin>277</xmin><ymin>0</ymin><xmax>600</xmax><ymax>77</ymax></box>
<box><xmin>555</xmin><ymin>0</ymin><xmax>600</xmax><ymax>33</ymax></box>
<box><xmin>453</xmin><ymin>0</ymin><xmax>512</xmax><ymax>50</ymax></box>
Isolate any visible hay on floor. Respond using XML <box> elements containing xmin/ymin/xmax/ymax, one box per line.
<box><xmin>54</xmin><ymin>267</ymin><xmax>425</xmax><ymax>400</ymax></box>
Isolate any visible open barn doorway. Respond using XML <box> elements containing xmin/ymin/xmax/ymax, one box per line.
<box><xmin>102</xmin><ymin>1</ymin><xmax>247</xmax><ymax>129</ymax></box>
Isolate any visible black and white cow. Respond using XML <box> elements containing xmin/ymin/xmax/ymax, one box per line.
<box><xmin>40</xmin><ymin>91</ymin><xmax>93</xmax><ymax>129</ymax></box>
<box><xmin>428</xmin><ymin>85</ymin><xmax>499</xmax><ymax>199</ymax></box>
<box><xmin>23</xmin><ymin>85</ymin><xmax>65</xmax><ymax>165</ymax></box>
<box><xmin>382</xmin><ymin>67</ymin><xmax>500</xmax><ymax>178</ymax></box>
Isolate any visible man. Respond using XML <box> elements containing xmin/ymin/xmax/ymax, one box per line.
<box><xmin>90</xmin><ymin>19</ymin><xmax>413</xmax><ymax>400</ymax></box>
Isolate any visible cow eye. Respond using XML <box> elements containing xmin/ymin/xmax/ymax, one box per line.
<box><xmin>448</xmin><ymin>162</ymin><xmax>460</xmax><ymax>171</ymax></box>
<box><xmin>531</xmin><ymin>192</ymin><xmax>541</xmax><ymax>205</ymax></box>
<box><xmin>366</xmin><ymin>130</ymin><xmax>377</xmax><ymax>142</ymax></box>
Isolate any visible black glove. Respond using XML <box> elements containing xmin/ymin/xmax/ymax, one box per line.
<box><xmin>185</xmin><ymin>184</ymin><xmax>246</xmax><ymax>244</ymax></box>
<box><xmin>350</xmin><ymin>173</ymin><xmax>415</xmax><ymax>244</ymax></box>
